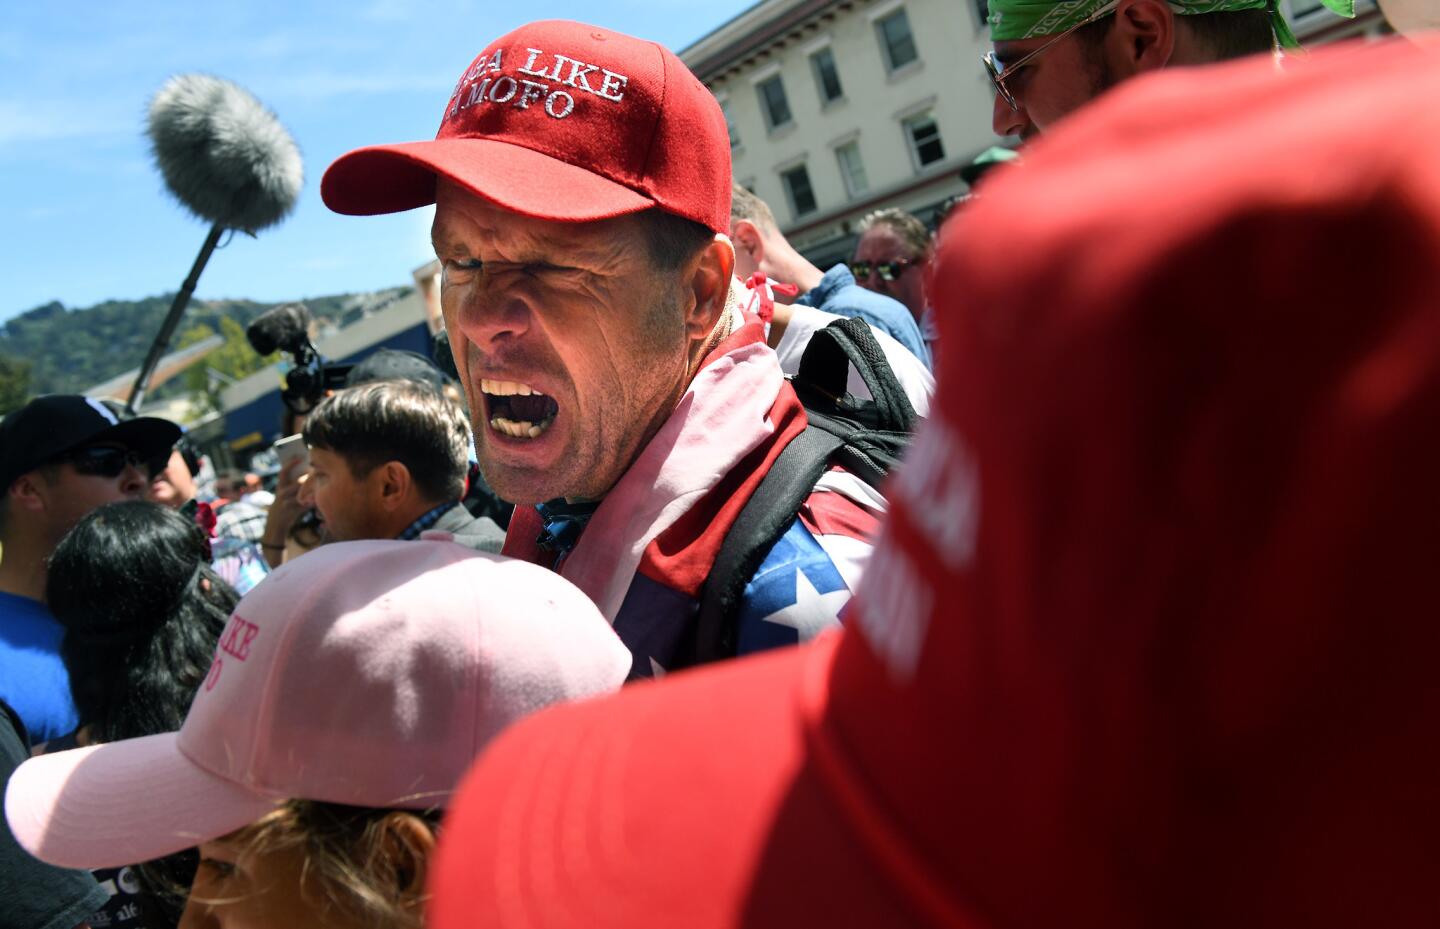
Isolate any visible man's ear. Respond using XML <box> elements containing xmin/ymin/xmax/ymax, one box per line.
<box><xmin>377</xmin><ymin>812</ymin><xmax>436</xmax><ymax>906</ymax></box>
<box><xmin>8</xmin><ymin>473</ymin><xmax>50</xmax><ymax>517</ymax></box>
<box><xmin>681</xmin><ymin>235</ymin><xmax>736</xmax><ymax>343</ymax></box>
<box><xmin>732</xmin><ymin>220</ymin><xmax>764</xmax><ymax>264</ymax></box>
<box><xmin>373</xmin><ymin>461</ymin><xmax>413</xmax><ymax>512</ymax></box>
<box><xmin>1111</xmin><ymin>0</ymin><xmax>1176</xmax><ymax>75</ymax></box>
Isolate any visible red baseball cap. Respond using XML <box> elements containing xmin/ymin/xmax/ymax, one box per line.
<box><xmin>321</xmin><ymin>19</ymin><xmax>731</xmax><ymax>233</ymax></box>
<box><xmin>428</xmin><ymin>37</ymin><xmax>1440</xmax><ymax>928</ymax></box>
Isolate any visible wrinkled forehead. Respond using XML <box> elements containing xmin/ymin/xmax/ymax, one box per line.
<box><xmin>432</xmin><ymin>179</ymin><xmax>550</xmax><ymax>244</ymax></box>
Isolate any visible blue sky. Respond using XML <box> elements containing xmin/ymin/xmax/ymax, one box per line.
<box><xmin>0</xmin><ymin>1</ymin><xmax>755</xmax><ymax>322</ymax></box>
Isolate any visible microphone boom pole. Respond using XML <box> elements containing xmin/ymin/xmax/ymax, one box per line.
<box><xmin>123</xmin><ymin>73</ymin><xmax>302</xmax><ymax>416</ymax></box>
<box><xmin>125</xmin><ymin>223</ymin><xmax>225</xmax><ymax>413</ymax></box>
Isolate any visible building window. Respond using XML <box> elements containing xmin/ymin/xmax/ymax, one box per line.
<box><xmin>756</xmin><ymin>75</ymin><xmax>793</xmax><ymax>131</ymax></box>
<box><xmin>876</xmin><ymin>8</ymin><xmax>920</xmax><ymax>72</ymax></box>
<box><xmin>720</xmin><ymin>99</ymin><xmax>740</xmax><ymax>149</ymax></box>
<box><xmin>810</xmin><ymin>47</ymin><xmax>844</xmax><ymax>104</ymax></box>
<box><xmin>835</xmin><ymin>141</ymin><xmax>868</xmax><ymax>198</ymax></box>
<box><xmin>903</xmin><ymin>112</ymin><xmax>945</xmax><ymax>169</ymax></box>
<box><xmin>780</xmin><ymin>164</ymin><xmax>818</xmax><ymax>218</ymax></box>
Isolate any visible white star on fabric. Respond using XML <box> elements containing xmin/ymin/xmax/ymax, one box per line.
<box><xmin>649</xmin><ymin>657</ymin><xmax>667</xmax><ymax>679</ymax></box>
<box><xmin>760</xmin><ymin>571</ymin><xmax>851</xmax><ymax>640</ymax></box>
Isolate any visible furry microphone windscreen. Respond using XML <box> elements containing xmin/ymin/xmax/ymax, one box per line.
<box><xmin>147</xmin><ymin>74</ymin><xmax>303</xmax><ymax>234</ymax></box>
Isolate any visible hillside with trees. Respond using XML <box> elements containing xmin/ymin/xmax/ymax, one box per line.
<box><xmin>0</xmin><ymin>288</ymin><xmax>412</xmax><ymax>414</ymax></box>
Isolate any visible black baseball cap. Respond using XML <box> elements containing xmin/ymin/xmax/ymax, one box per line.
<box><xmin>345</xmin><ymin>349</ymin><xmax>450</xmax><ymax>390</ymax></box>
<box><xmin>0</xmin><ymin>396</ymin><xmax>182</xmax><ymax>492</ymax></box>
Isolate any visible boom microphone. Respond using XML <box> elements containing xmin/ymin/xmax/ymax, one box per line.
<box><xmin>245</xmin><ymin>303</ymin><xmax>313</xmax><ymax>358</ymax></box>
<box><xmin>148</xmin><ymin>74</ymin><xmax>303</xmax><ymax>234</ymax></box>
<box><xmin>125</xmin><ymin>74</ymin><xmax>304</xmax><ymax>414</ymax></box>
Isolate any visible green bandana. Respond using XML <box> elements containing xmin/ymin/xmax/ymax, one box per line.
<box><xmin>988</xmin><ymin>0</ymin><xmax>1355</xmax><ymax>50</ymax></box>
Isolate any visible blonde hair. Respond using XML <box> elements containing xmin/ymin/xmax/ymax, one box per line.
<box><xmin>730</xmin><ymin>182</ymin><xmax>777</xmax><ymax>231</ymax></box>
<box><xmin>236</xmin><ymin>800</ymin><xmax>441</xmax><ymax>929</ymax></box>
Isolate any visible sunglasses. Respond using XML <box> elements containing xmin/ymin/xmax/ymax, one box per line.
<box><xmin>56</xmin><ymin>446</ymin><xmax>158</xmax><ymax>480</ymax></box>
<box><xmin>849</xmin><ymin>258</ymin><xmax>917</xmax><ymax>283</ymax></box>
<box><xmin>982</xmin><ymin>0</ymin><xmax>1118</xmax><ymax>112</ymax></box>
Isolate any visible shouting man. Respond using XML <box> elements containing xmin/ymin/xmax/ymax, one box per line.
<box><xmin>322</xmin><ymin>20</ymin><xmax>879</xmax><ymax>678</ymax></box>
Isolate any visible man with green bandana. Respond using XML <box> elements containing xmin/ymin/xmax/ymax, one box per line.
<box><xmin>984</xmin><ymin>0</ymin><xmax>1354</xmax><ymax>140</ymax></box>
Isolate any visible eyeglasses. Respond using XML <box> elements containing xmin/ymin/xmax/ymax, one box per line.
<box><xmin>983</xmin><ymin>0</ymin><xmax>1118</xmax><ymax>112</ymax></box>
<box><xmin>849</xmin><ymin>258</ymin><xmax>917</xmax><ymax>283</ymax></box>
<box><xmin>56</xmin><ymin>446</ymin><xmax>156</xmax><ymax>480</ymax></box>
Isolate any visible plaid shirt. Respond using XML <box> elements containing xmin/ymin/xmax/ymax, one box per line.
<box><xmin>210</xmin><ymin>501</ymin><xmax>271</xmax><ymax>595</ymax></box>
<box><xmin>397</xmin><ymin>502</ymin><xmax>458</xmax><ymax>541</ymax></box>
<box><xmin>213</xmin><ymin>500</ymin><xmax>268</xmax><ymax>543</ymax></box>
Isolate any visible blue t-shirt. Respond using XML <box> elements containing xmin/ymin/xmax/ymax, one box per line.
<box><xmin>796</xmin><ymin>263</ymin><xmax>932</xmax><ymax>369</ymax></box>
<box><xmin>0</xmin><ymin>592</ymin><xmax>78</xmax><ymax>743</ymax></box>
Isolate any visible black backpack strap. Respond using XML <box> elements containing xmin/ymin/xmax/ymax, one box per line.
<box><xmin>796</xmin><ymin>316</ymin><xmax>918</xmax><ymax>432</ymax></box>
<box><xmin>687</xmin><ymin>425</ymin><xmax>843</xmax><ymax>666</ymax></box>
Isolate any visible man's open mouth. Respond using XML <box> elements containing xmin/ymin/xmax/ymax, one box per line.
<box><xmin>481</xmin><ymin>379</ymin><xmax>560</xmax><ymax>439</ymax></box>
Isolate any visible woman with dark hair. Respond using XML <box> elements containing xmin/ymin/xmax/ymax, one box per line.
<box><xmin>48</xmin><ymin>500</ymin><xmax>238</xmax><ymax>745</ymax></box>
<box><xmin>45</xmin><ymin>500</ymin><xmax>240</xmax><ymax>927</ymax></box>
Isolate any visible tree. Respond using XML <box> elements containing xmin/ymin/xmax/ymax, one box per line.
<box><xmin>184</xmin><ymin>317</ymin><xmax>279</xmax><ymax>413</ymax></box>
<box><xmin>0</xmin><ymin>354</ymin><xmax>31</xmax><ymax>415</ymax></box>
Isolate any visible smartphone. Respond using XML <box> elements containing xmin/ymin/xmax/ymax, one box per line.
<box><xmin>273</xmin><ymin>433</ymin><xmax>310</xmax><ymax>473</ymax></box>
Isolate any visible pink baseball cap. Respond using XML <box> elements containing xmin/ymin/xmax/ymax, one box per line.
<box><xmin>321</xmin><ymin>19</ymin><xmax>732</xmax><ymax>233</ymax></box>
<box><xmin>6</xmin><ymin>538</ymin><xmax>631</xmax><ymax>870</ymax></box>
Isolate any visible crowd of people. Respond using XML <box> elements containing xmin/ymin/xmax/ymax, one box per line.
<box><xmin>3</xmin><ymin>2</ymin><xmax>1437</xmax><ymax>927</ymax></box>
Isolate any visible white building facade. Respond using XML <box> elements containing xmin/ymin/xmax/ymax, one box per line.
<box><xmin>683</xmin><ymin>0</ymin><xmax>998</xmax><ymax>268</ymax></box>
<box><xmin>681</xmin><ymin>0</ymin><xmax>1385</xmax><ymax>268</ymax></box>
